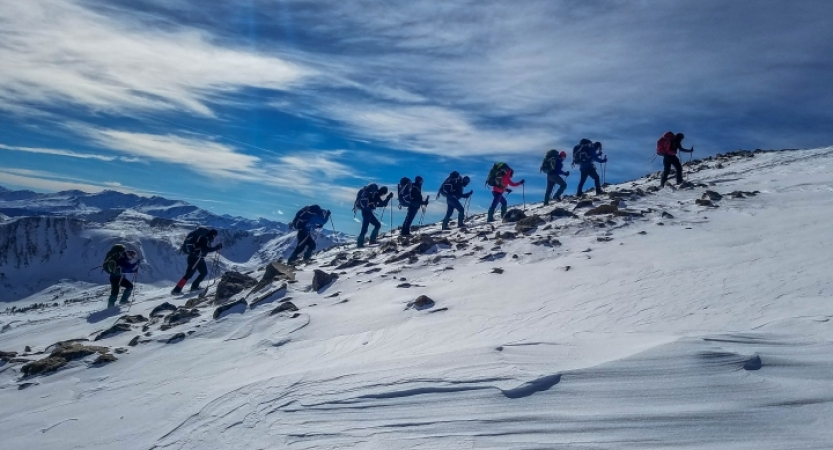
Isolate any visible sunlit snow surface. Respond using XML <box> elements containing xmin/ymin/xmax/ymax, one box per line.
<box><xmin>1</xmin><ymin>148</ymin><xmax>832</xmax><ymax>449</ymax></box>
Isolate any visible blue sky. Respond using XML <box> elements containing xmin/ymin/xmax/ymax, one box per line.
<box><xmin>2</xmin><ymin>0</ymin><xmax>832</xmax><ymax>233</ymax></box>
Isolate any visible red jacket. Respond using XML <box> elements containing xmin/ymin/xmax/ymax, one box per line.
<box><xmin>492</xmin><ymin>171</ymin><xmax>521</xmax><ymax>193</ymax></box>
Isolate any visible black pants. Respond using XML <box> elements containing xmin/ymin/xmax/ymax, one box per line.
<box><xmin>288</xmin><ymin>229</ymin><xmax>316</xmax><ymax>262</ymax></box>
<box><xmin>109</xmin><ymin>274</ymin><xmax>133</xmax><ymax>296</ymax></box>
<box><xmin>182</xmin><ymin>253</ymin><xmax>208</xmax><ymax>290</ymax></box>
<box><xmin>545</xmin><ymin>173</ymin><xmax>567</xmax><ymax>203</ymax></box>
<box><xmin>357</xmin><ymin>209</ymin><xmax>381</xmax><ymax>246</ymax></box>
<box><xmin>661</xmin><ymin>154</ymin><xmax>683</xmax><ymax>186</ymax></box>
<box><xmin>401</xmin><ymin>204</ymin><xmax>421</xmax><ymax>235</ymax></box>
<box><xmin>443</xmin><ymin>196</ymin><xmax>465</xmax><ymax>227</ymax></box>
<box><xmin>577</xmin><ymin>166</ymin><xmax>601</xmax><ymax>195</ymax></box>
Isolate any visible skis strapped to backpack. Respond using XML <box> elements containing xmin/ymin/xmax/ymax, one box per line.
<box><xmin>102</xmin><ymin>244</ymin><xmax>126</xmax><ymax>274</ymax></box>
<box><xmin>397</xmin><ymin>177</ymin><xmax>413</xmax><ymax>208</ymax></box>
<box><xmin>486</xmin><ymin>163</ymin><xmax>510</xmax><ymax>187</ymax></box>
<box><xmin>180</xmin><ymin>227</ymin><xmax>210</xmax><ymax>254</ymax></box>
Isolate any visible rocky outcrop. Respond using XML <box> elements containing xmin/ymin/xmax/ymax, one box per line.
<box><xmin>585</xmin><ymin>203</ymin><xmax>618</xmax><ymax>216</ymax></box>
<box><xmin>21</xmin><ymin>342</ymin><xmax>110</xmax><ymax>377</ymax></box>
<box><xmin>251</xmin><ymin>262</ymin><xmax>295</xmax><ymax>293</ymax></box>
<box><xmin>94</xmin><ymin>323</ymin><xmax>132</xmax><ymax>341</ymax></box>
<box><xmin>515</xmin><ymin>215</ymin><xmax>545</xmax><ymax>234</ymax></box>
<box><xmin>161</xmin><ymin>308</ymin><xmax>201</xmax><ymax>330</ymax></box>
<box><xmin>695</xmin><ymin>199</ymin><xmax>718</xmax><ymax>207</ymax></box>
<box><xmin>312</xmin><ymin>270</ymin><xmax>339</xmax><ymax>292</ymax></box>
<box><xmin>502</xmin><ymin>209</ymin><xmax>526</xmax><ymax>223</ymax></box>
<box><xmin>702</xmin><ymin>191</ymin><xmax>723</xmax><ymax>202</ymax></box>
<box><xmin>407</xmin><ymin>295</ymin><xmax>435</xmax><ymax>310</ymax></box>
<box><xmin>150</xmin><ymin>302</ymin><xmax>178</xmax><ymax>318</ymax></box>
<box><xmin>213</xmin><ymin>299</ymin><xmax>248</xmax><ymax>319</ymax></box>
<box><xmin>216</xmin><ymin>271</ymin><xmax>258</xmax><ymax>302</ymax></box>
<box><xmin>166</xmin><ymin>333</ymin><xmax>186</xmax><ymax>344</ymax></box>
<box><xmin>549</xmin><ymin>208</ymin><xmax>577</xmax><ymax>219</ymax></box>
<box><xmin>270</xmin><ymin>301</ymin><xmax>299</xmax><ymax>316</ymax></box>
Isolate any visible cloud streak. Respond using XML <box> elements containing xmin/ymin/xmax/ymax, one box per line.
<box><xmin>0</xmin><ymin>144</ymin><xmax>139</xmax><ymax>162</ymax></box>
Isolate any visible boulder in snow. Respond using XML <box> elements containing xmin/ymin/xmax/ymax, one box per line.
<box><xmin>515</xmin><ymin>215</ymin><xmax>545</xmax><ymax>234</ymax></box>
<box><xmin>702</xmin><ymin>190</ymin><xmax>723</xmax><ymax>201</ymax></box>
<box><xmin>312</xmin><ymin>270</ymin><xmax>339</xmax><ymax>292</ymax></box>
<box><xmin>502</xmin><ymin>209</ymin><xmax>527</xmax><ymax>223</ymax></box>
<box><xmin>213</xmin><ymin>299</ymin><xmax>248</xmax><ymax>319</ymax></box>
<box><xmin>94</xmin><ymin>323</ymin><xmax>132</xmax><ymax>341</ymax></box>
<box><xmin>215</xmin><ymin>271</ymin><xmax>258</xmax><ymax>302</ymax></box>
<box><xmin>270</xmin><ymin>301</ymin><xmax>299</xmax><ymax>316</ymax></box>
<box><xmin>150</xmin><ymin>302</ymin><xmax>177</xmax><ymax>318</ymax></box>
<box><xmin>407</xmin><ymin>295</ymin><xmax>435</xmax><ymax>310</ymax></box>
<box><xmin>585</xmin><ymin>203</ymin><xmax>619</xmax><ymax>216</ymax></box>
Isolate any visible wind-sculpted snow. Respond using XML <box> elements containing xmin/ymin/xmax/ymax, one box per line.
<box><xmin>1</xmin><ymin>148</ymin><xmax>833</xmax><ymax>449</ymax></box>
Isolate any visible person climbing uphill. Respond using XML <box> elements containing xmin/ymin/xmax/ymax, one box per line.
<box><xmin>657</xmin><ymin>132</ymin><xmax>694</xmax><ymax>187</ymax></box>
<box><xmin>486</xmin><ymin>163</ymin><xmax>524</xmax><ymax>222</ymax></box>
<box><xmin>541</xmin><ymin>149</ymin><xmax>569</xmax><ymax>205</ymax></box>
<box><xmin>287</xmin><ymin>205</ymin><xmax>331</xmax><ymax>264</ymax></box>
<box><xmin>102</xmin><ymin>245</ymin><xmax>140</xmax><ymax>308</ymax></box>
<box><xmin>438</xmin><ymin>172</ymin><xmax>472</xmax><ymax>230</ymax></box>
<box><xmin>171</xmin><ymin>228</ymin><xmax>223</xmax><ymax>295</ymax></box>
<box><xmin>355</xmin><ymin>184</ymin><xmax>393</xmax><ymax>247</ymax></box>
<box><xmin>400</xmin><ymin>176</ymin><xmax>429</xmax><ymax>236</ymax></box>
<box><xmin>573</xmin><ymin>139</ymin><xmax>607</xmax><ymax>197</ymax></box>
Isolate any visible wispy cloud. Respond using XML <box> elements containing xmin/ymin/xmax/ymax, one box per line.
<box><xmin>0</xmin><ymin>0</ymin><xmax>313</xmax><ymax>118</ymax></box>
<box><xmin>0</xmin><ymin>143</ymin><xmax>139</xmax><ymax>162</ymax></box>
<box><xmin>0</xmin><ymin>168</ymin><xmax>137</xmax><ymax>194</ymax></box>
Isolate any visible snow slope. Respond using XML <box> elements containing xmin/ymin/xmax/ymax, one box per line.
<box><xmin>0</xmin><ymin>148</ymin><xmax>832</xmax><ymax>449</ymax></box>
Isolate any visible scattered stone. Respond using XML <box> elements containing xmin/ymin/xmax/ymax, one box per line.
<box><xmin>703</xmin><ymin>190</ymin><xmax>723</xmax><ymax>201</ymax></box>
<box><xmin>585</xmin><ymin>203</ymin><xmax>618</xmax><ymax>216</ymax></box>
<box><xmin>326</xmin><ymin>292</ymin><xmax>341</xmax><ymax>298</ymax></box>
<box><xmin>502</xmin><ymin>209</ymin><xmax>527</xmax><ymax>223</ymax></box>
<box><xmin>249</xmin><ymin>283</ymin><xmax>288</xmax><ymax>309</ymax></box>
<box><xmin>744</xmin><ymin>355</ymin><xmax>762</xmax><ymax>371</ymax></box>
<box><xmin>565</xmin><ymin>266</ymin><xmax>571</xmax><ymax>271</ymax></box>
<box><xmin>21</xmin><ymin>342</ymin><xmax>110</xmax><ymax>377</ymax></box>
<box><xmin>491</xmin><ymin>268</ymin><xmax>504</xmax><ymax>274</ymax></box>
<box><xmin>166</xmin><ymin>333</ymin><xmax>186</xmax><ymax>344</ymax></box>
<box><xmin>638</xmin><ymin>231</ymin><xmax>648</xmax><ymax>235</ymax></box>
<box><xmin>397</xmin><ymin>283</ymin><xmax>413</xmax><ymax>288</ymax></box>
<box><xmin>150</xmin><ymin>302</ymin><xmax>177</xmax><ymax>318</ymax></box>
<box><xmin>216</xmin><ymin>272</ymin><xmax>258</xmax><ymax>302</ymax></box>
<box><xmin>18</xmin><ymin>382</ymin><xmax>37</xmax><ymax>390</ymax></box>
<box><xmin>661</xmin><ymin>212</ymin><xmax>674</xmax><ymax>219</ymax></box>
<box><xmin>312</xmin><ymin>270</ymin><xmax>339</xmax><ymax>292</ymax></box>
<box><xmin>512</xmin><ymin>254</ymin><xmax>519</xmax><ymax>259</ymax></box>
<box><xmin>574</xmin><ymin>200</ymin><xmax>595</xmax><ymax>209</ymax></box>
<box><xmin>378</xmin><ymin>241</ymin><xmax>399</xmax><ymax>254</ymax></box>
<box><xmin>213</xmin><ymin>300</ymin><xmax>248</xmax><ymax>319</ymax></box>
<box><xmin>94</xmin><ymin>323</ymin><xmax>132</xmax><ymax>341</ymax></box>
<box><xmin>429</xmin><ymin>307</ymin><xmax>449</xmax><ymax>313</ymax></box>
<box><xmin>479</xmin><ymin>252</ymin><xmax>507</xmax><ymax>262</ymax></box>
<box><xmin>117</xmin><ymin>315</ymin><xmax>147</xmax><ymax>325</ymax></box>
<box><xmin>24</xmin><ymin>346</ymin><xmax>31</xmax><ymax>353</ymax></box>
<box><xmin>515</xmin><ymin>215</ymin><xmax>545</xmax><ymax>233</ymax></box>
<box><xmin>336</xmin><ymin>259</ymin><xmax>368</xmax><ymax>270</ymax></box>
<box><xmin>251</xmin><ymin>262</ymin><xmax>296</xmax><ymax>293</ymax></box>
<box><xmin>695</xmin><ymin>199</ymin><xmax>718</xmax><ymax>207</ymax></box>
<box><xmin>93</xmin><ymin>354</ymin><xmax>117</xmax><ymax>365</ymax></box>
<box><xmin>128</xmin><ymin>336</ymin><xmax>140</xmax><ymax>347</ymax></box>
<box><xmin>408</xmin><ymin>295</ymin><xmax>436</xmax><ymax>310</ymax></box>
<box><xmin>270</xmin><ymin>302</ymin><xmax>299</xmax><ymax>315</ymax></box>
<box><xmin>657</xmin><ymin>222</ymin><xmax>665</xmax><ymax>226</ymax></box>
<box><xmin>532</xmin><ymin>236</ymin><xmax>562</xmax><ymax>247</ymax></box>
<box><xmin>114</xmin><ymin>348</ymin><xmax>128</xmax><ymax>354</ymax></box>
<box><xmin>0</xmin><ymin>351</ymin><xmax>17</xmax><ymax>362</ymax></box>
<box><xmin>163</xmin><ymin>308</ymin><xmax>201</xmax><ymax>329</ymax></box>
<box><xmin>597</xmin><ymin>236</ymin><xmax>613</xmax><ymax>242</ymax></box>
<box><xmin>21</xmin><ymin>357</ymin><xmax>67</xmax><ymax>377</ymax></box>
<box><xmin>496</xmin><ymin>231</ymin><xmax>517</xmax><ymax>240</ymax></box>
<box><xmin>363</xmin><ymin>267</ymin><xmax>382</xmax><ymax>274</ymax></box>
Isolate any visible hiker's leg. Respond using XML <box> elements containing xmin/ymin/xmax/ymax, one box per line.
<box><xmin>357</xmin><ymin>210</ymin><xmax>371</xmax><ymax>247</ymax></box>
<box><xmin>672</xmin><ymin>155</ymin><xmax>683</xmax><ymax>184</ymax></box>
<box><xmin>190</xmin><ymin>258</ymin><xmax>208</xmax><ymax>290</ymax></box>
<box><xmin>303</xmin><ymin>233</ymin><xmax>317</xmax><ymax>260</ymax></box>
<box><xmin>499</xmin><ymin>195</ymin><xmax>508</xmax><ymax>218</ymax></box>
<box><xmin>661</xmin><ymin>155</ymin><xmax>672</xmax><ymax>186</ymax></box>
<box><xmin>554</xmin><ymin>175</ymin><xmax>567</xmax><ymax>200</ymax></box>
<box><xmin>442</xmin><ymin>198</ymin><xmax>454</xmax><ymax>229</ymax></box>
<box><xmin>110</xmin><ymin>275</ymin><xmax>121</xmax><ymax>297</ymax></box>
<box><xmin>590</xmin><ymin>167</ymin><xmax>602</xmax><ymax>194</ymax></box>
<box><xmin>544</xmin><ymin>174</ymin><xmax>556</xmax><ymax>204</ymax></box>
<box><xmin>287</xmin><ymin>229</ymin><xmax>307</xmax><ymax>263</ymax></box>
<box><xmin>487</xmin><ymin>191</ymin><xmax>501</xmax><ymax>221</ymax></box>
<box><xmin>402</xmin><ymin>206</ymin><xmax>418</xmax><ymax>234</ymax></box>
<box><xmin>449</xmin><ymin>197</ymin><xmax>465</xmax><ymax>226</ymax></box>
<box><xmin>577</xmin><ymin>169</ymin><xmax>589</xmax><ymax>195</ymax></box>
<box><xmin>368</xmin><ymin>213</ymin><xmax>382</xmax><ymax>243</ymax></box>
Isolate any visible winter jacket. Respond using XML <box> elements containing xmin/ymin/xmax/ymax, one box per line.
<box><xmin>549</xmin><ymin>157</ymin><xmax>568</xmax><ymax>177</ymax></box>
<box><xmin>114</xmin><ymin>255</ymin><xmax>139</xmax><ymax>275</ymax></box>
<box><xmin>303</xmin><ymin>210</ymin><xmax>330</xmax><ymax>231</ymax></box>
<box><xmin>671</xmin><ymin>137</ymin><xmax>694</xmax><ymax>155</ymax></box>
<box><xmin>360</xmin><ymin>191</ymin><xmax>392</xmax><ymax>211</ymax></box>
<box><xmin>410</xmin><ymin>184</ymin><xmax>429</xmax><ymax>206</ymax></box>
<box><xmin>580</xmin><ymin>153</ymin><xmax>606</xmax><ymax>171</ymax></box>
<box><xmin>492</xmin><ymin>172</ymin><xmax>522</xmax><ymax>194</ymax></box>
<box><xmin>191</xmin><ymin>235</ymin><xmax>222</xmax><ymax>257</ymax></box>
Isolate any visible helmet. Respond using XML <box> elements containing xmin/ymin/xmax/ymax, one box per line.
<box><xmin>559</xmin><ymin>151</ymin><xmax>567</xmax><ymax>159</ymax></box>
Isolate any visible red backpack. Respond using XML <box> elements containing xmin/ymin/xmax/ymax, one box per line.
<box><xmin>656</xmin><ymin>131</ymin><xmax>676</xmax><ymax>156</ymax></box>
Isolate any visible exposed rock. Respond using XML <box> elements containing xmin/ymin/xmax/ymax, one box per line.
<box><xmin>114</xmin><ymin>348</ymin><xmax>128</xmax><ymax>354</ymax></box>
<box><xmin>661</xmin><ymin>211</ymin><xmax>675</xmax><ymax>219</ymax></box>
<box><xmin>216</xmin><ymin>271</ymin><xmax>258</xmax><ymax>302</ymax></box>
<box><xmin>251</xmin><ymin>262</ymin><xmax>295</xmax><ymax>293</ymax></box>
<box><xmin>638</xmin><ymin>231</ymin><xmax>648</xmax><ymax>235</ymax></box>
<box><xmin>491</xmin><ymin>267</ymin><xmax>504</xmax><ymax>274</ymax></box>
<box><xmin>408</xmin><ymin>295</ymin><xmax>436</xmax><ymax>310</ymax></box>
<box><xmin>378</xmin><ymin>241</ymin><xmax>399</xmax><ymax>254</ymax></box>
<box><xmin>702</xmin><ymin>190</ymin><xmax>723</xmax><ymax>201</ymax></box>
<box><xmin>585</xmin><ymin>203</ymin><xmax>618</xmax><ymax>216</ymax></box>
<box><xmin>22</xmin><ymin>342</ymin><xmax>110</xmax><ymax>377</ymax></box>
<box><xmin>549</xmin><ymin>207</ymin><xmax>577</xmax><ymax>219</ymax></box>
<box><xmin>166</xmin><ymin>333</ymin><xmax>186</xmax><ymax>344</ymax></box>
<box><xmin>502</xmin><ymin>209</ymin><xmax>527</xmax><ymax>223</ymax></box>
<box><xmin>597</xmin><ymin>236</ymin><xmax>613</xmax><ymax>242</ymax></box>
<box><xmin>150</xmin><ymin>302</ymin><xmax>178</xmax><ymax>318</ymax></box>
<box><xmin>695</xmin><ymin>199</ymin><xmax>718</xmax><ymax>207</ymax></box>
<box><xmin>94</xmin><ymin>323</ymin><xmax>132</xmax><ymax>341</ymax></box>
<box><xmin>415</xmin><ymin>235</ymin><xmax>452</xmax><ymax>254</ymax></box>
<box><xmin>162</xmin><ymin>308</ymin><xmax>201</xmax><ymax>329</ymax></box>
<box><xmin>397</xmin><ymin>283</ymin><xmax>413</xmax><ymax>288</ymax></box>
<box><xmin>213</xmin><ymin>299</ymin><xmax>248</xmax><ymax>319</ymax></box>
<box><xmin>249</xmin><ymin>283</ymin><xmax>288</xmax><ymax>309</ymax></box>
<box><xmin>93</xmin><ymin>354</ymin><xmax>118</xmax><ymax>365</ymax></box>
<box><xmin>312</xmin><ymin>270</ymin><xmax>339</xmax><ymax>292</ymax></box>
<box><xmin>0</xmin><ymin>351</ymin><xmax>17</xmax><ymax>362</ymax></box>
<box><xmin>496</xmin><ymin>231</ymin><xmax>517</xmax><ymax>240</ymax></box>
<box><xmin>117</xmin><ymin>315</ymin><xmax>147</xmax><ymax>324</ymax></box>
<box><xmin>270</xmin><ymin>302</ymin><xmax>299</xmax><ymax>316</ymax></box>
<box><xmin>479</xmin><ymin>252</ymin><xmax>506</xmax><ymax>261</ymax></box>
<box><xmin>532</xmin><ymin>236</ymin><xmax>562</xmax><ymax>247</ymax></box>
<box><xmin>128</xmin><ymin>336</ymin><xmax>140</xmax><ymax>347</ymax></box>
<box><xmin>21</xmin><ymin>357</ymin><xmax>67</xmax><ymax>377</ymax></box>
<box><xmin>574</xmin><ymin>200</ymin><xmax>595</xmax><ymax>209</ymax></box>
<box><xmin>336</xmin><ymin>258</ymin><xmax>368</xmax><ymax>270</ymax></box>
<box><xmin>515</xmin><ymin>215</ymin><xmax>545</xmax><ymax>234</ymax></box>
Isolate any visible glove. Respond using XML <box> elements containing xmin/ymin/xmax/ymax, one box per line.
<box><xmin>691</xmin><ymin>147</ymin><xmax>695</xmax><ymax>152</ymax></box>
<box><xmin>506</xmin><ymin>189</ymin><xmax>513</xmax><ymax>194</ymax></box>
<box><xmin>519</xmin><ymin>179</ymin><xmax>526</xmax><ymax>185</ymax></box>
<box><xmin>387</xmin><ymin>193</ymin><xmax>394</xmax><ymax>199</ymax></box>
<box><xmin>602</xmin><ymin>157</ymin><xmax>608</xmax><ymax>163</ymax></box>
<box><xmin>565</xmin><ymin>171</ymin><xmax>570</xmax><ymax>177</ymax></box>
<box><xmin>464</xmin><ymin>191</ymin><xmax>473</xmax><ymax>198</ymax></box>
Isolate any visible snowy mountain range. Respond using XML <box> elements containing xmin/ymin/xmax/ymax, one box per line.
<box><xmin>1</xmin><ymin>147</ymin><xmax>832</xmax><ymax>449</ymax></box>
<box><xmin>0</xmin><ymin>188</ymin><xmax>346</xmax><ymax>301</ymax></box>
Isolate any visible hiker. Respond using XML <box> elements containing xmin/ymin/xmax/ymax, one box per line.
<box><xmin>400</xmin><ymin>176</ymin><xmax>429</xmax><ymax>236</ymax></box>
<box><xmin>103</xmin><ymin>246</ymin><xmax>140</xmax><ymax>308</ymax></box>
<box><xmin>287</xmin><ymin>205</ymin><xmax>331</xmax><ymax>264</ymax></box>
<box><xmin>657</xmin><ymin>132</ymin><xmax>694</xmax><ymax>187</ymax></box>
<box><xmin>438</xmin><ymin>172</ymin><xmax>472</xmax><ymax>230</ymax></box>
<box><xmin>355</xmin><ymin>184</ymin><xmax>393</xmax><ymax>247</ymax></box>
<box><xmin>171</xmin><ymin>228</ymin><xmax>223</xmax><ymax>294</ymax></box>
<box><xmin>541</xmin><ymin>150</ymin><xmax>570</xmax><ymax>205</ymax></box>
<box><xmin>574</xmin><ymin>140</ymin><xmax>607</xmax><ymax>196</ymax></box>
<box><xmin>486</xmin><ymin>163</ymin><xmax>524</xmax><ymax>222</ymax></box>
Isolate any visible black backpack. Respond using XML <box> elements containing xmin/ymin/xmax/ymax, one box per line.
<box><xmin>486</xmin><ymin>163</ymin><xmax>510</xmax><ymax>187</ymax></box>
<box><xmin>437</xmin><ymin>171</ymin><xmax>461</xmax><ymax>198</ymax></box>
<box><xmin>103</xmin><ymin>244</ymin><xmax>126</xmax><ymax>274</ymax></box>
<box><xmin>354</xmin><ymin>183</ymin><xmax>379</xmax><ymax>211</ymax></box>
<box><xmin>572</xmin><ymin>139</ymin><xmax>594</xmax><ymax>165</ymax></box>
<box><xmin>397</xmin><ymin>177</ymin><xmax>413</xmax><ymax>208</ymax></box>
<box><xmin>180</xmin><ymin>227</ymin><xmax>210</xmax><ymax>254</ymax></box>
<box><xmin>291</xmin><ymin>205</ymin><xmax>322</xmax><ymax>230</ymax></box>
<box><xmin>540</xmin><ymin>149</ymin><xmax>560</xmax><ymax>173</ymax></box>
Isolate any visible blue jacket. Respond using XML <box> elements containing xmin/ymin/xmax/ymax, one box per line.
<box><xmin>359</xmin><ymin>192</ymin><xmax>391</xmax><ymax>211</ymax></box>
<box><xmin>303</xmin><ymin>211</ymin><xmax>329</xmax><ymax>231</ymax></box>
<box><xmin>115</xmin><ymin>256</ymin><xmax>139</xmax><ymax>275</ymax></box>
<box><xmin>552</xmin><ymin>157</ymin><xmax>568</xmax><ymax>176</ymax></box>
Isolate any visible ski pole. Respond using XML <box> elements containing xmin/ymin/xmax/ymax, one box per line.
<box><xmin>522</xmin><ymin>184</ymin><xmax>526</xmax><ymax>210</ymax></box>
<box><xmin>603</xmin><ymin>162</ymin><xmax>607</xmax><ymax>185</ymax></box>
<box><xmin>125</xmin><ymin>269</ymin><xmax>139</xmax><ymax>313</ymax></box>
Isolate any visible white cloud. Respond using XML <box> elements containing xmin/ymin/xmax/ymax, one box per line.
<box><xmin>0</xmin><ymin>168</ymin><xmax>137</xmax><ymax>194</ymax></box>
<box><xmin>0</xmin><ymin>0</ymin><xmax>313</xmax><ymax>117</ymax></box>
<box><xmin>0</xmin><ymin>143</ymin><xmax>138</xmax><ymax>162</ymax></box>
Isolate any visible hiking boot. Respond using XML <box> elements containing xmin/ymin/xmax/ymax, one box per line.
<box><xmin>119</xmin><ymin>288</ymin><xmax>132</xmax><ymax>305</ymax></box>
<box><xmin>107</xmin><ymin>295</ymin><xmax>117</xmax><ymax>308</ymax></box>
<box><xmin>486</xmin><ymin>208</ymin><xmax>496</xmax><ymax>223</ymax></box>
<box><xmin>554</xmin><ymin>195</ymin><xmax>562</xmax><ymax>202</ymax></box>
<box><xmin>170</xmin><ymin>287</ymin><xmax>182</xmax><ymax>295</ymax></box>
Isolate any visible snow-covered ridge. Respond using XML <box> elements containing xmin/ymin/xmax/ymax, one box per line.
<box><xmin>1</xmin><ymin>148</ymin><xmax>832</xmax><ymax>449</ymax></box>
